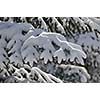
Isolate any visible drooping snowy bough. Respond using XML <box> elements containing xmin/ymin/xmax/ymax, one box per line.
<box><xmin>4</xmin><ymin>64</ymin><xmax>62</xmax><ymax>83</ymax></box>
<box><xmin>21</xmin><ymin>31</ymin><xmax>86</xmax><ymax>65</ymax></box>
<box><xmin>0</xmin><ymin>21</ymin><xmax>90</xmax><ymax>83</ymax></box>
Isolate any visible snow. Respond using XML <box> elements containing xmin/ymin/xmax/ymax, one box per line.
<box><xmin>0</xmin><ymin>22</ymin><xmax>33</xmax><ymax>40</ymax></box>
<box><xmin>29</xmin><ymin>67</ymin><xmax>63</xmax><ymax>83</ymax></box>
<box><xmin>76</xmin><ymin>32</ymin><xmax>100</xmax><ymax>51</ymax></box>
<box><xmin>22</xmin><ymin>31</ymin><xmax>86</xmax><ymax>65</ymax></box>
<box><xmin>0</xmin><ymin>20</ymin><xmax>90</xmax><ymax>83</ymax></box>
<box><xmin>81</xmin><ymin>17</ymin><xmax>100</xmax><ymax>32</ymax></box>
<box><xmin>52</xmin><ymin>17</ymin><xmax>66</xmax><ymax>34</ymax></box>
<box><xmin>38</xmin><ymin>17</ymin><xmax>48</xmax><ymax>31</ymax></box>
<box><xmin>40</xmin><ymin>50</ymin><xmax>53</xmax><ymax>64</ymax></box>
<box><xmin>6</xmin><ymin>64</ymin><xmax>62</xmax><ymax>83</ymax></box>
<box><xmin>58</xmin><ymin>64</ymin><xmax>90</xmax><ymax>82</ymax></box>
<box><xmin>54</xmin><ymin>48</ymin><xmax>66</xmax><ymax>64</ymax></box>
<box><xmin>89</xmin><ymin>17</ymin><xmax>100</xmax><ymax>26</ymax></box>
